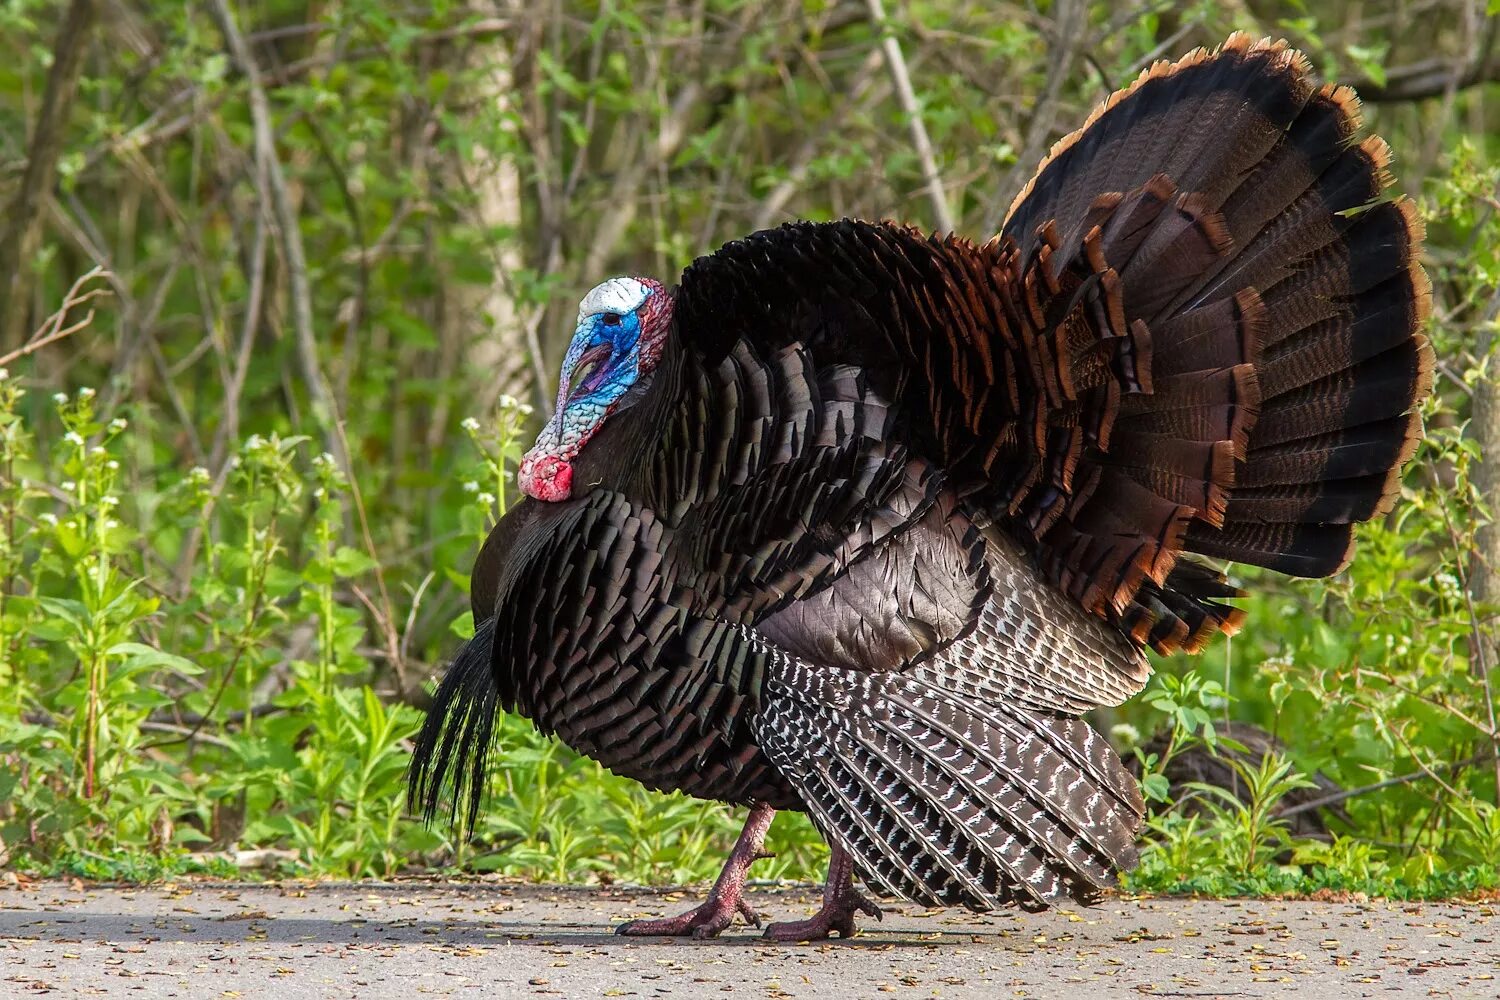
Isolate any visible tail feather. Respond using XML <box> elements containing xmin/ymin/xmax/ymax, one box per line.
<box><xmin>801</xmin><ymin>747</ymin><xmax>983</xmax><ymax>906</ymax></box>
<box><xmin>868</xmin><ymin>692</ymin><xmax>1121</xmax><ymax>894</ymax></box>
<box><xmin>759</xmin><ymin>662</ymin><xmax>1144</xmax><ymax>910</ymax></box>
<box><xmin>1001</xmin><ymin>33</ymin><xmax>1430</xmax><ymax>649</ymax></box>
<box><xmin>1251</xmin><ymin>344</ymin><xmax>1428</xmax><ymax>447</ymax></box>
<box><xmin>407</xmin><ymin>616</ymin><xmax>499</xmax><ymax>833</ymax></box>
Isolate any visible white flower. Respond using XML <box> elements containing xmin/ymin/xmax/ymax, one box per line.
<box><xmin>476</xmin><ymin>492</ymin><xmax>497</xmax><ymax>506</ymax></box>
<box><xmin>108</xmin><ymin>418</ymin><xmax>127</xmax><ymax>433</ymax></box>
<box><xmin>104</xmin><ymin>518</ymin><xmax>120</xmax><ymax>529</ymax></box>
<box><xmin>39</xmin><ymin>512</ymin><xmax>57</xmax><ymax>525</ymax></box>
<box><xmin>100</xmin><ymin>495</ymin><xmax>119</xmax><ymax>508</ymax></box>
<box><xmin>0</xmin><ymin>368</ymin><xmax>9</xmax><ymax>381</ymax></box>
<box><xmin>1433</xmin><ymin>572</ymin><xmax>1462</xmax><ymax>601</ymax></box>
<box><xmin>64</xmin><ymin>431</ymin><xmax>84</xmax><ymax>446</ymax></box>
<box><xmin>189</xmin><ymin>466</ymin><xmax>210</xmax><ymax>481</ymax></box>
<box><xmin>1109</xmin><ymin>723</ymin><xmax>1141</xmax><ymax>747</ymax></box>
<box><xmin>245</xmin><ymin>434</ymin><xmax>264</xmax><ymax>450</ymax></box>
<box><xmin>497</xmin><ymin>395</ymin><xmax>519</xmax><ymax>410</ymax></box>
<box><xmin>77</xmin><ymin>387</ymin><xmax>95</xmax><ymax>401</ymax></box>
<box><xmin>517</xmin><ymin>403</ymin><xmax>535</xmax><ymax>417</ymax></box>
<box><xmin>460</xmin><ymin>417</ymin><xmax>481</xmax><ymax>432</ymax></box>
<box><xmin>61</xmin><ymin>481</ymin><xmax>76</xmax><ymax>492</ymax></box>
<box><xmin>106</xmin><ymin>460</ymin><xmax>119</xmax><ymax>471</ymax></box>
<box><xmin>462</xmin><ymin>480</ymin><xmax>480</xmax><ymax>493</ymax></box>
<box><xmin>90</xmin><ymin>445</ymin><xmax>106</xmax><ymax>457</ymax></box>
<box><xmin>52</xmin><ymin>392</ymin><xmax>68</xmax><ymax>405</ymax></box>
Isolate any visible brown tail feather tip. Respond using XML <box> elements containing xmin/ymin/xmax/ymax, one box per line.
<box><xmin>1397</xmin><ymin>199</ymin><xmax>1434</xmax><ymax>326</ymax></box>
<box><xmin>1007</xmin><ymin>34</ymin><xmax>1313</xmax><ymax>222</ymax></box>
<box><xmin>1176</xmin><ymin>193</ymin><xmax>1234</xmax><ymax>257</ymax></box>
<box><xmin>1318</xmin><ymin>82</ymin><xmax>1365</xmax><ymax>134</ymax></box>
<box><xmin>1369</xmin><ymin>424</ymin><xmax>1423</xmax><ymax>520</ymax></box>
<box><xmin>1357</xmin><ymin>135</ymin><xmax>1396</xmax><ymax>191</ymax></box>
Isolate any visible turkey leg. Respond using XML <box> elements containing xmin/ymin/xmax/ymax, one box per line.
<box><xmin>615</xmin><ymin>803</ymin><xmax>775</xmax><ymax>938</ymax></box>
<box><xmin>762</xmin><ymin>841</ymin><xmax>882</xmax><ymax>941</ymax></box>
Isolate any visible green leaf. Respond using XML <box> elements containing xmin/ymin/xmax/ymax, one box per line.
<box><xmin>107</xmin><ymin>642</ymin><xmax>204</xmax><ymax>676</ymax></box>
<box><xmin>331</xmin><ymin>546</ymin><xmax>377</xmax><ymax>578</ymax></box>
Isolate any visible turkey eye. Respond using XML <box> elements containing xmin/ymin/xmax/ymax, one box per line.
<box><xmin>601</xmin><ymin>312</ymin><xmax>623</xmax><ymax>327</ymax></box>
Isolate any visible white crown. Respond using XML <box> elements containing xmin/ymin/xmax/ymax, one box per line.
<box><xmin>578</xmin><ymin>277</ymin><xmax>650</xmax><ymax>322</ymax></box>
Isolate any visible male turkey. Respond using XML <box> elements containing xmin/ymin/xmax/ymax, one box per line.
<box><xmin>411</xmin><ymin>34</ymin><xmax>1431</xmax><ymax>941</ymax></box>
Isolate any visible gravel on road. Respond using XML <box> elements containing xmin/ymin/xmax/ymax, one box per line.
<box><xmin>2</xmin><ymin>879</ymin><xmax>1497</xmax><ymax>998</ymax></box>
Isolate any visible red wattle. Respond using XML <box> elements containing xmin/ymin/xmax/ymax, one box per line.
<box><xmin>519</xmin><ymin>452</ymin><xmax>574</xmax><ymax>502</ymax></box>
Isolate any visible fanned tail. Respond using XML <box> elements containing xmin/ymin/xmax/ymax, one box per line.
<box><xmin>758</xmin><ymin>662</ymin><xmax>1144</xmax><ymax>910</ymax></box>
<box><xmin>407</xmin><ymin>616</ymin><xmax>499</xmax><ymax>832</ymax></box>
<box><xmin>1003</xmin><ymin>33</ymin><xmax>1432</xmax><ymax>652</ymax></box>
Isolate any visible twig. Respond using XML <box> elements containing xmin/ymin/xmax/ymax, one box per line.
<box><xmin>1353</xmin><ymin>21</ymin><xmax>1500</xmax><ymax>103</ymax></box>
<box><xmin>864</xmin><ymin>0</ymin><xmax>953</xmax><ymax>233</ymax></box>
<box><xmin>0</xmin><ymin>267</ymin><xmax>112</xmax><ymax>368</ymax></box>
<box><xmin>211</xmin><ymin>179</ymin><xmax>269</xmax><ymax>470</ymax></box>
<box><xmin>983</xmin><ymin>0</ymin><xmax>1086</xmax><ymax>233</ymax></box>
<box><xmin>209</xmin><ymin>0</ymin><xmax>339</xmax><ymax>454</ymax></box>
<box><xmin>1279</xmin><ymin>749</ymin><xmax>1496</xmax><ymax>819</ymax></box>
<box><xmin>337</xmin><ymin>413</ymin><xmax>407</xmax><ymax>694</ymax></box>
<box><xmin>752</xmin><ymin>47</ymin><xmax>885</xmax><ymax>231</ymax></box>
<box><xmin>400</xmin><ymin>571</ymin><xmax>437</xmax><ymax>666</ymax></box>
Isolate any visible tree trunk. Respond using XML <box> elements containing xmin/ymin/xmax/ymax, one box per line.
<box><xmin>442</xmin><ymin>30</ymin><xmax>530</xmax><ymax>422</ymax></box>
<box><xmin>0</xmin><ymin>0</ymin><xmax>98</xmax><ymax>350</ymax></box>
<box><xmin>1472</xmin><ymin>353</ymin><xmax>1500</xmax><ymax>667</ymax></box>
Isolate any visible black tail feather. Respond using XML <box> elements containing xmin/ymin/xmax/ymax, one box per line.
<box><xmin>407</xmin><ymin>615</ymin><xmax>499</xmax><ymax>833</ymax></box>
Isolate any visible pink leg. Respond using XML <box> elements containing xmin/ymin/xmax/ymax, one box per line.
<box><xmin>762</xmin><ymin>842</ymin><xmax>882</xmax><ymax>942</ymax></box>
<box><xmin>615</xmin><ymin>803</ymin><xmax>775</xmax><ymax>939</ymax></box>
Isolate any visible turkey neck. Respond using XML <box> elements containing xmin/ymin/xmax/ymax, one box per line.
<box><xmin>469</xmin><ymin>330</ymin><xmax>689</xmax><ymax>623</ymax></box>
<box><xmin>565</xmin><ymin>328</ymin><xmax>686</xmax><ymax>500</ymax></box>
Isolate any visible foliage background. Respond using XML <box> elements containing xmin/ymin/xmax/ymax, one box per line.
<box><xmin>1</xmin><ymin>0</ymin><xmax>1498</xmax><ymax>894</ymax></box>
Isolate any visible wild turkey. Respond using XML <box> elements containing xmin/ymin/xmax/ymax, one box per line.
<box><xmin>410</xmin><ymin>34</ymin><xmax>1431</xmax><ymax>940</ymax></box>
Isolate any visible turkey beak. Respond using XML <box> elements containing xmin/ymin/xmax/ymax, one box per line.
<box><xmin>565</xmin><ymin>343</ymin><xmax>614</xmax><ymax>404</ymax></box>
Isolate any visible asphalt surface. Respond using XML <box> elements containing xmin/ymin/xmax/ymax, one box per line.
<box><xmin>1</xmin><ymin>879</ymin><xmax>1497</xmax><ymax>998</ymax></box>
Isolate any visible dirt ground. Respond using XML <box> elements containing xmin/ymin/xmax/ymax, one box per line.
<box><xmin>1</xmin><ymin>879</ymin><xmax>1497</xmax><ymax>998</ymax></box>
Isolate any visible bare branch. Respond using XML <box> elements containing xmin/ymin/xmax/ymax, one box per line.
<box><xmin>0</xmin><ymin>266</ymin><xmax>112</xmax><ymax>368</ymax></box>
<box><xmin>983</xmin><ymin>0</ymin><xmax>1087</xmax><ymax>233</ymax></box>
<box><xmin>1279</xmin><ymin>749</ymin><xmax>1496</xmax><ymax>819</ymax></box>
<box><xmin>208</xmin><ymin>0</ymin><xmax>338</xmax><ymax>446</ymax></box>
<box><xmin>865</xmin><ymin>0</ymin><xmax>953</xmax><ymax>234</ymax></box>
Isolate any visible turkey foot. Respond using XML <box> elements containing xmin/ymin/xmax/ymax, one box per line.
<box><xmin>764</xmin><ymin>843</ymin><xmax>882</xmax><ymax>942</ymax></box>
<box><xmin>615</xmin><ymin>803</ymin><xmax>775</xmax><ymax>939</ymax></box>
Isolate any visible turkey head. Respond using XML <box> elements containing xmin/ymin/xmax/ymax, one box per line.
<box><xmin>518</xmin><ymin>277</ymin><xmax>672</xmax><ymax>501</ymax></box>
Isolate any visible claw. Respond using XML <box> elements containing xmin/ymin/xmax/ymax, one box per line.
<box><xmin>614</xmin><ymin>803</ymin><xmax>776</xmax><ymax>939</ymax></box>
<box><xmin>761</xmin><ymin>843</ymin><xmax>882</xmax><ymax>942</ymax></box>
<box><xmin>617</xmin><ymin>897</ymin><xmax>743</xmax><ymax>938</ymax></box>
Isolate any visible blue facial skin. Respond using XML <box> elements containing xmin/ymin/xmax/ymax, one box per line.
<box><xmin>558</xmin><ymin>308</ymin><xmax>644</xmax><ymax>412</ymax></box>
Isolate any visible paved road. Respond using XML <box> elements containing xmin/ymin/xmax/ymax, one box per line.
<box><xmin>1</xmin><ymin>880</ymin><xmax>1496</xmax><ymax>998</ymax></box>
